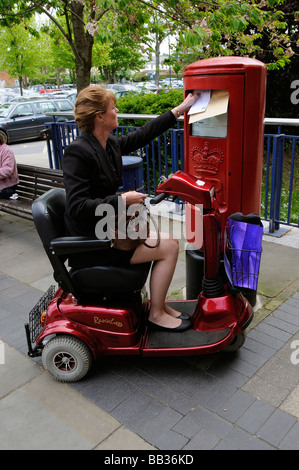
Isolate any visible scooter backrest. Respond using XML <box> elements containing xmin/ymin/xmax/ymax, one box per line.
<box><xmin>32</xmin><ymin>188</ymin><xmax>66</xmax><ymax>248</ymax></box>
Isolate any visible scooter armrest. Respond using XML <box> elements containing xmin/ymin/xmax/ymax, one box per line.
<box><xmin>50</xmin><ymin>236</ymin><xmax>112</xmax><ymax>255</ymax></box>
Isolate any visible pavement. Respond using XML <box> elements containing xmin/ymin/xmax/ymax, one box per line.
<box><xmin>0</xmin><ymin>205</ymin><xmax>299</xmax><ymax>452</ymax></box>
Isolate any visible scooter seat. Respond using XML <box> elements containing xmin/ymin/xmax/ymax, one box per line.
<box><xmin>32</xmin><ymin>188</ymin><xmax>151</xmax><ymax>299</ymax></box>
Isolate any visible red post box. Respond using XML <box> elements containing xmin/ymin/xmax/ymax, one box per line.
<box><xmin>184</xmin><ymin>57</ymin><xmax>267</xmax><ymax>299</ymax></box>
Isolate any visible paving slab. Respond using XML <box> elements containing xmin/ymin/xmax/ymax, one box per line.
<box><xmin>1</xmin><ymin>213</ymin><xmax>299</xmax><ymax>450</ymax></box>
<box><xmin>0</xmin><ymin>389</ymin><xmax>92</xmax><ymax>450</ymax></box>
<box><xmin>0</xmin><ymin>342</ymin><xmax>154</xmax><ymax>450</ymax></box>
<box><xmin>0</xmin><ymin>342</ymin><xmax>42</xmax><ymax>398</ymax></box>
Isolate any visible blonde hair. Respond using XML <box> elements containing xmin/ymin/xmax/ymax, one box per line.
<box><xmin>0</xmin><ymin>133</ymin><xmax>7</xmax><ymax>145</ymax></box>
<box><xmin>74</xmin><ymin>86</ymin><xmax>116</xmax><ymax>132</ymax></box>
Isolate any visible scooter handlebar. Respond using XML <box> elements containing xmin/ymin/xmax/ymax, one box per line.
<box><xmin>150</xmin><ymin>192</ymin><xmax>167</xmax><ymax>205</ymax></box>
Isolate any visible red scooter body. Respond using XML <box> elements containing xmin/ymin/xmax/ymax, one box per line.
<box><xmin>26</xmin><ymin>171</ymin><xmax>253</xmax><ymax>382</ymax></box>
<box><xmin>36</xmin><ymin>288</ymin><xmax>251</xmax><ymax>360</ymax></box>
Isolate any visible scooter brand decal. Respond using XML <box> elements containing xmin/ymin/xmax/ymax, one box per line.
<box><xmin>94</xmin><ymin>316</ymin><xmax>123</xmax><ymax>328</ymax></box>
<box><xmin>191</xmin><ymin>141</ymin><xmax>224</xmax><ymax>175</ymax></box>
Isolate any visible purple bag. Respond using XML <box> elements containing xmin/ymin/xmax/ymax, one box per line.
<box><xmin>224</xmin><ymin>213</ymin><xmax>263</xmax><ymax>291</ymax></box>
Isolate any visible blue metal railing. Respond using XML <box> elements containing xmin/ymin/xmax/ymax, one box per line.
<box><xmin>264</xmin><ymin>131</ymin><xmax>299</xmax><ymax>232</ymax></box>
<box><xmin>45</xmin><ymin>121</ymin><xmax>80</xmax><ymax>170</ymax></box>
<box><xmin>44</xmin><ymin>116</ymin><xmax>299</xmax><ymax>233</ymax></box>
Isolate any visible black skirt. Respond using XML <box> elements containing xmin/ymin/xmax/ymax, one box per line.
<box><xmin>68</xmin><ymin>247</ymin><xmax>135</xmax><ymax>269</ymax></box>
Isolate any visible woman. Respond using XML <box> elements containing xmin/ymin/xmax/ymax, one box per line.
<box><xmin>0</xmin><ymin>134</ymin><xmax>19</xmax><ymax>199</ymax></box>
<box><xmin>63</xmin><ymin>86</ymin><xmax>198</xmax><ymax>332</ymax></box>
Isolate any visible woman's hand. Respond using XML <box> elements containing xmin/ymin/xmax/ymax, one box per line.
<box><xmin>121</xmin><ymin>191</ymin><xmax>146</xmax><ymax>206</ymax></box>
<box><xmin>172</xmin><ymin>92</ymin><xmax>201</xmax><ymax>118</ymax></box>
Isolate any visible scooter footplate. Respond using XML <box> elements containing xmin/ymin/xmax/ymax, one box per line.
<box><xmin>147</xmin><ymin>328</ymin><xmax>231</xmax><ymax>349</ymax></box>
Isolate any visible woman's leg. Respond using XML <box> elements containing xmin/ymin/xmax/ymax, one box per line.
<box><xmin>130</xmin><ymin>233</ymin><xmax>186</xmax><ymax>329</ymax></box>
<box><xmin>0</xmin><ymin>186</ymin><xmax>15</xmax><ymax>199</ymax></box>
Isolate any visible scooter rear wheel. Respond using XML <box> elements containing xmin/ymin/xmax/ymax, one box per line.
<box><xmin>224</xmin><ymin>331</ymin><xmax>246</xmax><ymax>352</ymax></box>
<box><xmin>42</xmin><ymin>335</ymin><xmax>92</xmax><ymax>382</ymax></box>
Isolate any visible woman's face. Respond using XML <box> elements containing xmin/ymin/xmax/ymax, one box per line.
<box><xmin>102</xmin><ymin>99</ymin><xmax>119</xmax><ymax>131</ymax></box>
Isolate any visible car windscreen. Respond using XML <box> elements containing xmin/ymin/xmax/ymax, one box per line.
<box><xmin>0</xmin><ymin>104</ymin><xmax>11</xmax><ymax>117</ymax></box>
<box><xmin>55</xmin><ymin>100</ymin><xmax>74</xmax><ymax>111</ymax></box>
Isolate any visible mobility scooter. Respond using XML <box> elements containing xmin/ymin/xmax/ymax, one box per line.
<box><xmin>25</xmin><ymin>170</ymin><xmax>257</xmax><ymax>382</ymax></box>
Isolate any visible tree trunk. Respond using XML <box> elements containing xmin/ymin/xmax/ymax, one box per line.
<box><xmin>70</xmin><ymin>1</ymin><xmax>94</xmax><ymax>92</ymax></box>
<box><xmin>18</xmin><ymin>77</ymin><xmax>23</xmax><ymax>95</ymax></box>
<box><xmin>155</xmin><ymin>32</ymin><xmax>160</xmax><ymax>86</ymax></box>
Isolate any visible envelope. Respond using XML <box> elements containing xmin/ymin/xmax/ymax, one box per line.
<box><xmin>188</xmin><ymin>90</ymin><xmax>211</xmax><ymax>115</ymax></box>
<box><xmin>189</xmin><ymin>90</ymin><xmax>229</xmax><ymax>124</ymax></box>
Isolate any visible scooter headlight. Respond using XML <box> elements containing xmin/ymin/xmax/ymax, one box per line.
<box><xmin>40</xmin><ymin>310</ymin><xmax>47</xmax><ymax>327</ymax></box>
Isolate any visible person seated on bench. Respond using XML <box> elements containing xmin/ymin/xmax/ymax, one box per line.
<box><xmin>0</xmin><ymin>134</ymin><xmax>19</xmax><ymax>199</ymax></box>
<box><xmin>63</xmin><ymin>86</ymin><xmax>198</xmax><ymax>332</ymax></box>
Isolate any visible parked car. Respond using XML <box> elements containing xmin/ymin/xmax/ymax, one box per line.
<box><xmin>49</xmin><ymin>90</ymin><xmax>77</xmax><ymax>103</ymax></box>
<box><xmin>9</xmin><ymin>94</ymin><xmax>47</xmax><ymax>102</ymax></box>
<box><xmin>134</xmin><ymin>82</ymin><xmax>160</xmax><ymax>94</ymax></box>
<box><xmin>159</xmin><ymin>78</ymin><xmax>183</xmax><ymax>88</ymax></box>
<box><xmin>31</xmin><ymin>84</ymin><xmax>44</xmax><ymax>93</ymax></box>
<box><xmin>141</xmin><ymin>83</ymin><xmax>160</xmax><ymax>94</ymax></box>
<box><xmin>31</xmin><ymin>84</ymin><xmax>61</xmax><ymax>94</ymax></box>
<box><xmin>42</xmin><ymin>87</ymin><xmax>62</xmax><ymax>94</ymax></box>
<box><xmin>106</xmin><ymin>84</ymin><xmax>141</xmax><ymax>94</ymax></box>
<box><xmin>66</xmin><ymin>91</ymin><xmax>77</xmax><ymax>103</ymax></box>
<box><xmin>0</xmin><ymin>92</ymin><xmax>16</xmax><ymax>104</ymax></box>
<box><xmin>48</xmin><ymin>91</ymin><xmax>71</xmax><ymax>99</ymax></box>
<box><xmin>60</xmin><ymin>84</ymin><xmax>76</xmax><ymax>90</ymax></box>
<box><xmin>0</xmin><ymin>98</ymin><xmax>74</xmax><ymax>144</ymax></box>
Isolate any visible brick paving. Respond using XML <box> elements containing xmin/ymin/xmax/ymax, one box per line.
<box><xmin>71</xmin><ymin>292</ymin><xmax>299</xmax><ymax>450</ymax></box>
<box><xmin>1</xmin><ymin>276</ymin><xmax>298</xmax><ymax>449</ymax></box>
<box><xmin>0</xmin><ymin>213</ymin><xmax>299</xmax><ymax>450</ymax></box>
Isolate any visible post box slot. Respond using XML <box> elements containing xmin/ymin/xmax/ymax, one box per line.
<box><xmin>188</xmin><ymin>88</ymin><xmax>229</xmax><ymax>138</ymax></box>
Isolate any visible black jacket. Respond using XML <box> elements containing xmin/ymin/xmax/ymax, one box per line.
<box><xmin>63</xmin><ymin>110</ymin><xmax>176</xmax><ymax>237</ymax></box>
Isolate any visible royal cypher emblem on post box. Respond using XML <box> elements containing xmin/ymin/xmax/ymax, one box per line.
<box><xmin>191</xmin><ymin>142</ymin><xmax>224</xmax><ymax>175</ymax></box>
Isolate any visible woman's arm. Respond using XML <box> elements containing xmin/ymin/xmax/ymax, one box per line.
<box><xmin>63</xmin><ymin>141</ymin><xmax>120</xmax><ymax>222</ymax></box>
<box><xmin>0</xmin><ymin>146</ymin><xmax>15</xmax><ymax>180</ymax></box>
<box><xmin>118</xmin><ymin>92</ymin><xmax>200</xmax><ymax>156</ymax></box>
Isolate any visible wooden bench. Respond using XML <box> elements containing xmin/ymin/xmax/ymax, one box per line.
<box><xmin>0</xmin><ymin>164</ymin><xmax>64</xmax><ymax>221</ymax></box>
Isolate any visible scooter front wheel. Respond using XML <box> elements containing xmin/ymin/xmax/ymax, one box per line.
<box><xmin>42</xmin><ymin>335</ymin><xmax>92</xmax><ymax>382</ymax></box>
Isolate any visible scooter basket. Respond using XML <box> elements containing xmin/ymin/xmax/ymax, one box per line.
<box><xmin>224</xmin><ymin>217</ymin><xmax>263</xmax><ymax>292</ymax></box>
<box><xmin>27</xmin><ymin>285</ymin><xmax>56</xmax><ymax>344</ymax></box>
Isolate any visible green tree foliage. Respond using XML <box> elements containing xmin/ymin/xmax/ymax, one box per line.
<box><xmin>0</xmin><ymin>20</ymin><xmax>53</xmax><ymax>91</ymax></box>
<box><xmin>0</xmin><ymin>0</ymin><xmax>297</xmax><ymax>92</ymax></box>
<box><xmin>0</xmin><ymin>0</ymin><xmax>152</xmax><ymax>90</ymax></box>
<box><xmin>167</xmin><ymin>0</ymin><xmax>298</xmax><ymax>72</ymax></box>
<box><xmin>92</xmin><ymin>10</ymin><xmax>147</xmax><ymax>83</ymax></box>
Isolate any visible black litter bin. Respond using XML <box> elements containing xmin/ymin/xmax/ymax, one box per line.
<box><xmin>118</xmin><ymin>156</ymin><xmax>144</xmax><ymax>193</ymax></box>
